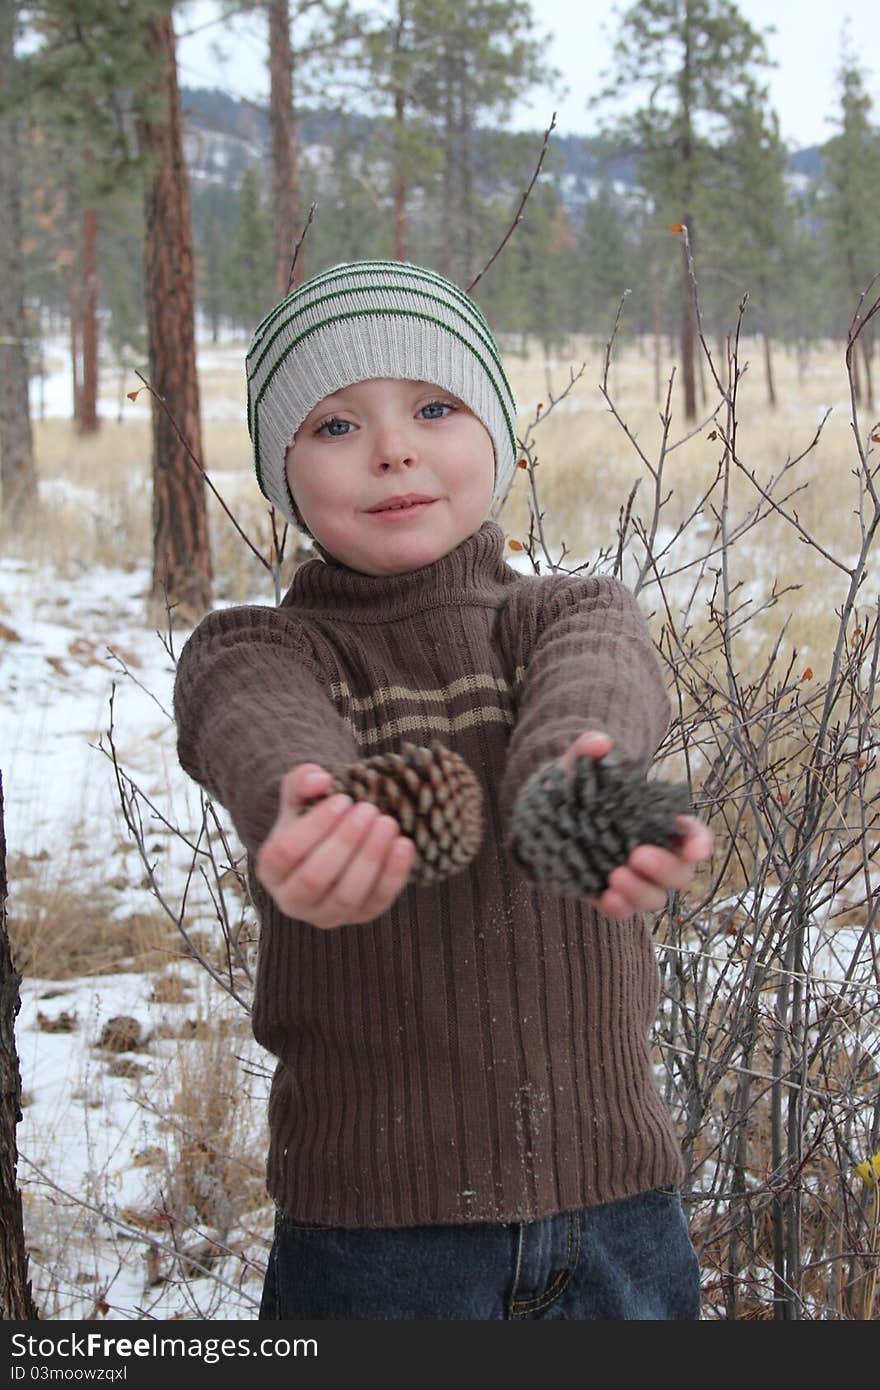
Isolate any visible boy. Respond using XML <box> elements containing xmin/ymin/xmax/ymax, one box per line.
<box><xmin>173</xmin><ymin>260</ymin><xmax>713</xmax><ymax>1320</ymax></box>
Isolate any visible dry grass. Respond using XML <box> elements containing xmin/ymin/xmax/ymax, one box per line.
<box><xmin>7</xmin><ymin>850</ymin><xmax>179</xmax><ymax>980</ymax></box>
<box><xmin>10</xmin><ymin>334</ymin><xmax>873</xmax><ymax>625</ymax></box>
<box><xmin>500</xmin><ymin>334</ymin><xmax>876</xmax><ymax>664</ymax></box>
<box><xmin>139</xmin><ymin>1013</ymin><xmax>269</xmax><ymax>1248</ymax></box>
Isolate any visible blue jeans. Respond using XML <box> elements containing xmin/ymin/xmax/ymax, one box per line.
<box><xmin>259</xmin><ymin>1187</ymin><xmax>701</xmax><ymax>1320</ymax></box>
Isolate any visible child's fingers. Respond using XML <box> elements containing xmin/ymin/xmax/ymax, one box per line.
<box><xmin>673</xmin><ymin>815</ymin><xmax>714</xmax><ymax>862</ymax></box>
<box><xmin>281</xmin><ymin>800</ymin><xmax>384</xmax><ymax>905</ymax></box>
<box><xmin>256</xmin><ymin>791</ymin><xmax>353</xmax><ymax>890</ymax></box>
<box><xmin>331</xmin><ymin>823</ymin><xmax>416</xmax><ymax>924</ymax></box>
<box><xmin>627</xmin><ymin>843</ymin><xmax>699</xmax><ymax>891</ymax></box>
<box><xmin>605</xmin><ymin>864</ymin><xmax>669</xmax><ymax>914</ymax></box>
<box><xmin>280</xmin><ymin>763</ymin><xmax>334</xmax><ymax>812</ymax></box>
<box><xmin>560</xmin><ymin>729</ymin><xmax>613</xmax><ymax>775</ymax></box>
<box><xmin>595</xmin><ymin>886</ymin><xmax>634</xmax><ymax>920</ymax></box>
<box><xmin>266</xmin><ymin>810</ymin><xmax>415</xmax><ymax>927</ymax></box>
<box><xmin>319</xmin><ymin>813</ymin><xmax>402</xmax><ymax>916</ymax></box>
<box><xmin>360</xmin><ymin>835</ymin><xmax>416</xmax><ymax>917</ymax></box>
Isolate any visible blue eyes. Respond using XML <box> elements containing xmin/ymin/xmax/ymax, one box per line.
<box><xmin>314</xmin><ymin>401</ymin><xmax>455</xmax><ymax>436</ymax></box>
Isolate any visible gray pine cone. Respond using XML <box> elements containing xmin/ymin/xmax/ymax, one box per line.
<box><xmin>328</xmin><ymin>740</ymin><xmax>484</xmax><ymax>886</ymax></box>
<box><xmin>511</xmin><ymin>753</ymin><xmax>691</xmax><ymax>899</ymax></box>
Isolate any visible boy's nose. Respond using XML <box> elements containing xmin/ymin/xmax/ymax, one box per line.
<box><xmin>373</xmin><ymin>422</ymin><xmax>418</xmax><ymax>470</ymax></box>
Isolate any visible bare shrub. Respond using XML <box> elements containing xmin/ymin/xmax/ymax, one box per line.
<box><xmin>506</xmin><ymin>262</ymin><xmax>880</xmax><ymax>1320</ymax></box>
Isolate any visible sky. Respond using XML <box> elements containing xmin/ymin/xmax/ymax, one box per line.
<box><xmin>175</xmin><ymin>1</ymin><xmax>879</xmax><ymax>152</ymax></box>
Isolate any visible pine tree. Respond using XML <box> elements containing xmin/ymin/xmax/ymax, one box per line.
<box><xmin>20</xmin><ymin>1</ymin><xmax>160</xmax><ymax>436</ymax></box>
<box><xmin>100</xmin><ymin>185</ymin><xmax>146</xmax><ymax>419</ymax></box>
<box><xmin>225</xmin><ymin>168</ymin><xmax>275</xmax><ymax>329</ymax></box>
<box><xmin>821</xmin><ymin>46</ymin><xmax>880</xmax><ymax>407</ymax></box>
<box><xmin>362</xmin><ymin>0</ymin><xmax>557</xmax><ymax>285</ymax></box>
<box><xmin>595</xmin><ymin>0</ymin><xmax>771</xmax><ymax>419</ymax></box>
<box><xmin>360</xmin><ymin>0</ymin><xmax>441</xmax><ymax>262</ymax></box>
<box><xmin>0</xmin><ymin>0</ymin><xmax>37</xmax><ymax>518</ymax></box>
<box><xmin>709</xmin><ymin>86</ymin><xmax>793</xmax><ymax>405</ymax></box>
<box><xmin>228</xmin><ymin>0</ymin><xmax>357</xmax><ymax>294</ymax></box>
<box><xmin>139</xmin><ymin>7</ymin><xmax>212</xmax><ymax>620</ymax></box>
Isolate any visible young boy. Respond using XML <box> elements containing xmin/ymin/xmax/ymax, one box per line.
<box><xmin>173</xmin><ymin>260</ymin><xmax>713</xmax><ymax>1320</ymax></box>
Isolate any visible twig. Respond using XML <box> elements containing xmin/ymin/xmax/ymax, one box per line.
<box><xmin>286</xmin><ymin>201</ymin><xmax>317</xmax><ymax>296</ymax></box>
<box><xmin>19</xmin><ymin>1154</ymin><xmax>261</xmax><ymax>1310</ymax></box>
<box><xmin>133</xmin><ymin>370</ymin><xmax>270</xmax><ymax>573</ymax></box>
<box><xmin>466</xmin><ymin>113</ymin><xmax>556</xmax><ymax>294</ymax></box>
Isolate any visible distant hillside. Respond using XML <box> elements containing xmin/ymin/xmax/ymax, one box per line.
<box><xmin>180</xmin><ymin>85</ymin><xmax>823</xmax><ymax>207</ymax></box>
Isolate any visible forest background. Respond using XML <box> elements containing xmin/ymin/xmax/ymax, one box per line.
<box><xmin>1</xmin><ymin>0</ymin><xmax>880</xmax><ymax>1323</ymax></box>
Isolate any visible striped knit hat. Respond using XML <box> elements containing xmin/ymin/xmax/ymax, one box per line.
<box><xmin>246</xmin><ymin>260</ymin><xmax>518</xmax><ymax>527</ymax></box>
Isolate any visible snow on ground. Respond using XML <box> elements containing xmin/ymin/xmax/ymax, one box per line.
<box><xmin>32</xmin><ymin>335</ymin><xmax>253</xmax><ymax>426</ymax></box>
<box><xmin>1</xmin><ymin>549</ymin><xmax>272</xmax><ymax>1320</ymax></box>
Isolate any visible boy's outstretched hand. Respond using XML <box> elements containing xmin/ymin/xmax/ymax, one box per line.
<box><xmin>255</xmin><ymin>764</ymin><xmax>416</xmax><ymax>929</ymax></box>
<box><xmin>559</xmin><ymin>730</ymin><xmax>714</xmax><ymax>922</ymax></box>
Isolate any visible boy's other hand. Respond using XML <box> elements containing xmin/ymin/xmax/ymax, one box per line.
<box><xmin>255</xmin><ymin>763</ymin><xmax>416</xmax><ymax>929</ymax></box>
<box><xmin>559</xmin><ymin>730</ymin><xmax>714</xmax><ymax>921</ymax></box>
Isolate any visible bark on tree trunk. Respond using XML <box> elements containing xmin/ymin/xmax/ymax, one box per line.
<box><xmin>763</xmin><ymin>329</ymin><xmax>777</xmax><ymax>408</ymax></box>
<box><xmin>0</xmin><ymin>773</ymin><xmax>40</xmax><ymax>1319</ymax></box>
<box><xmin>651</xmin><ymin>256</ymin><xmax>662</xmax><ymax>406</ymax></box>
<box><xmin>140</xmin><ymin>11</ymin><xmax>212</xmax><ymax>622</ymax></box>
<box><xmin>78</xmin><ymin>196</ymin><xmax>99</xmax><ymax>435</ymax></box>
<box><xmin>439</xmin><ymin>52</ymin><xmax>455</xmax><ymax>279</ymax></box>
<box><xmin>0</xmin><ymin>0</ymin><xmax>37</xmax><ymax>518</ymax></box>
<box><xmin>393</xmin><ymin>85</ymin><xmax>408</xmax><ymax>262</ymax></box>
<box><xmin>269</xmin><ymin>0</ymin><xmax>301</xmax><ymax>297</ymax></box>
<box><xmin>861</xmin><ymin>334</ymin><xmax>873</xmax><ymax>411</ymax></box>
<box><xmin>680</xmin><ymin>218</ymin><xmax>697</xmax><ymax>422</ymax></box>
<box><xmin>69</xmin><ymin>275</ymin><xmax>81</xmax><ymax>428</ymax></box>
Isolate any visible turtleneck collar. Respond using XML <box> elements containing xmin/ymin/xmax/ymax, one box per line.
<box><xmin>282</xmin><ymin>520</ymin><xmax>516</xmax><ymax>619</ymax></box>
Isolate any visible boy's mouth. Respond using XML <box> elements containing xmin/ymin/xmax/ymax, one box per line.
<box><xmin>366</xmin><ymin>494</ymin><xmax>437</xmax><ymax>514</ymax></box>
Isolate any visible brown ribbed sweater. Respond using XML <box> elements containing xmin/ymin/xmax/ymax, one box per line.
<box><xmin>173</xmin><ymin>520</ymin><xmax>684</xmax><ymax>1228</ymax></box>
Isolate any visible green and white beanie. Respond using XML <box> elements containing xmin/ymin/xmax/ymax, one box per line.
<box><xmin>246</xmin><ymin>260</ymin><xmax>519</xmax><ymax>528</ymax></box>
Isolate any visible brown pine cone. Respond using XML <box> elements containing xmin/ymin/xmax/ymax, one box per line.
<box><xmin>327</xmin><ymin>740</ymin><xmax>484</xmax><ymax>886</ymax></box>
<box><xmin>511</xmin><ymin>752</ymin><xmax>691</xmax><ymax>900</ymax></box>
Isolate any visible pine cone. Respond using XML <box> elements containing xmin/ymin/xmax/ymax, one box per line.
<box><xmin>511</xmin><ymin>753</ymin><xmax>691</xmax><ymax>899</ymax></box>
<box><xmin>327</xmin><ymin>740</ymin><xmax>484</xmax><ymax>886</ymax></box>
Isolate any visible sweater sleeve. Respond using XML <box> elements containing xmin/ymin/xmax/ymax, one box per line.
<box><xmin>496</xmin><ymin>574</ymin><xmax>672</xmax><ymax>853</ymax></box>
<box><xmin>173</xmin><ymin>605</ymin><xmax>361</xmax><ymax>853</ymax></box>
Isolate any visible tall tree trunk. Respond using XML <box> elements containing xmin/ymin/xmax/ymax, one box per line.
<box><xmin>269</xmin><ymin>0</ymin><xmax>301</xmax><ymax>297</ymax></box>
<box><xmin>861</xmin><ymin>333</ymin><xmax>873</xmax><ymax>411</ymax></box>
<box><xmin>651</xmin><ymin>254</ymin><xmax>662</xmax><ymax>406</ymax></box>
<box><xmin>460</xmin><ymin>65</ymin><xmax>474</xmax><ymax>279</ymax></box>
<box><xmin>763</xmin><ymin>329</ymin><xmax>777</xmax><ymax>408</ymax></box>
<box><xmin>0</xmin><ymin>0</ymin><xmax>37</xmax><ymax>518</ymax></box>
<box><xmin>680</xmin><ymin>219</ymin><xmax>697</xmax><ymax>421</ymax></box>
<box><xmin>439</xmin><ymin>56</ymin><xmax>454</xmax><ymax>279</ymax></box>
<box><xmin>69</xmin><ymin>276</ymin><xmax>81</xmax><ymax>426</ymax></box>
<box><xmin>393</xmin><ymin>85</ymin><xmax>408</xmax><ymax>261</ymax></box>
<box><xmin>0</xmin><ymin>774</ymin><xmax>40</xmax><ymax>1319</ymax></box>
<box><xmin>78</xmin><ymin>190</ymin><xmax>99</xmax><ymax>434</ymax></box>
<box><xmin>140</xmin><ymin>10</ymin><xmax>211</xmax><ymax>622</ymax></box>
<box><xmin>391</xmin><ymin>0</ymin><xmax>409</xmax><ymax>260</ymax></box>
<box><xmin>679</xmin><ymin>7</ymin><xmax>697</xmax><ymax>421</ymax></box>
